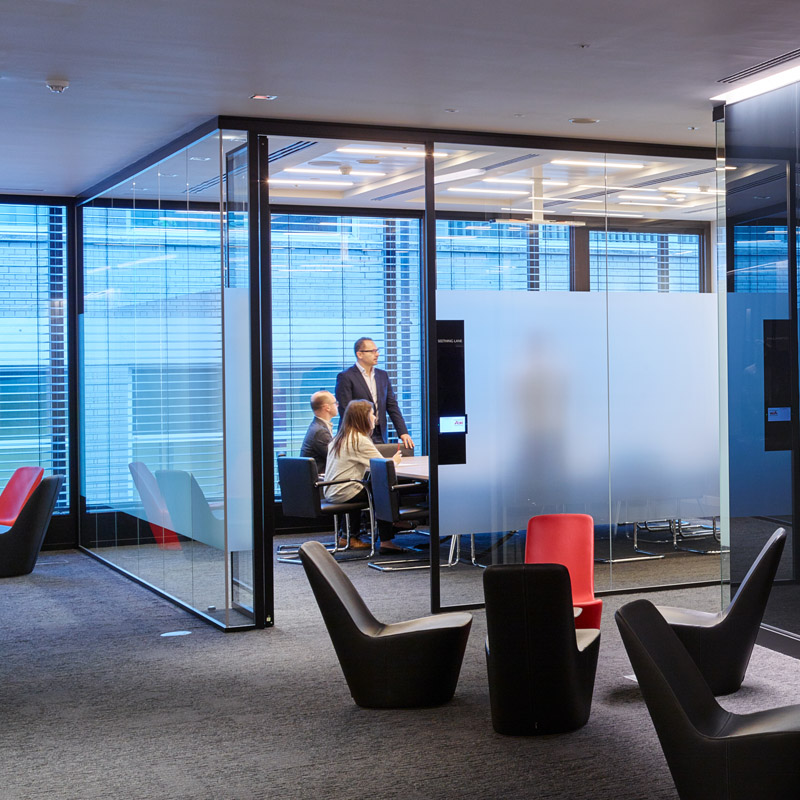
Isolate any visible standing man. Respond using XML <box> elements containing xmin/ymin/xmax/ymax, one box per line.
<box><xmin>335</xmin><ymin>337</ymin><xmax>415</xmax><ymax>448</ymax></box>
<box><xmin>299</xmin><ymin>390</ymin><xmax>338</xmax><ymax>474</ymax></box>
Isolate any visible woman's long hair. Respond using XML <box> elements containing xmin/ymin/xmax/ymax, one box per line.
<box><xmin>329</xmin><ymin>399</ymin><xmax>373</xmax><ymax>458</ymax></box>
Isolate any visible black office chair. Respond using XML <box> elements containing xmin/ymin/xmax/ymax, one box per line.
<box><xmin>276</xmin><ymin>457</ymin><xmax>374</xmax><ymax>562</ymax></box>
<box><xmin>0</xmin><ymin>475</ymin><xmax>63</xmax><ymax>578</ymax></box>
<box><xmin>299</xmin><ymin>540</ymin><xmax>472</xmax><ymax>708</ymax></box>
<box><xmin>483</xmin><ymin>563</ymin><xmax>600</xmax><ymax>735</ymax></box>
<box><xmin>617</xmin><ymin>598</ymin><xmax>800</xmax><ymax>800</ymax></box>
<box><xmin>656</xmin><ymin>526</ymin><xmax>786</xmax><ymax>694</ymax></box>
<box><xmin>367</xmin><ymin>457</ymin><xmax>459</xmax><ymax>572</ymax></box>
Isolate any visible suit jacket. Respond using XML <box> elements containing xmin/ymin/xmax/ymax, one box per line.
<box><xmin>299</xmin><ymin>417</ymin><xmax>332</xmax><ymax>474</ymax></box>
<box><xmin>335</xmin><ymin>364</ymin><xmax>409</xmax><ymax>443</ymax></box>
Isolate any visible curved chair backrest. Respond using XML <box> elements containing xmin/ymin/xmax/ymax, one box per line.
<box><xmin>369</xmin><ymin>457</ymin><xmax>399</xmax><ymax>523</ymax></box>
<box><xmin>130</xmin><ymin>461</ymin><xmax>172</xmax><ymax>530</ymax></box>
<box><xmin>0</xmin><ymin>466</ymin><xmax>44</xmax><ymax>526</ymax></box>
<box><xmin>725</xmin><ymin>526</ymin><xmax>786</xmax><ymax>625</ymax></box>
<box><xmin>525</xmin><ymin>513</ymin><xmax>595</xmax><ymax>601</ymax></box>
<box><xmin>484</xmin><ymin>563</ymin><xmax>599</xmax><ymax>734</ymax></box>
<box><xmin>298</xmin><ymin>540</ymin><xmax>380</xmax><ymax>637</ymax></box>
<box><xmin>278</xmin><ymin>457</ymin><xmax>323</xmax><ymax>519</ymax></box>
<box><xmin>615</xmin><ymin>600</ymin><xmax>729</xmax><ymax>799</ymax></box>
<box><xmin>375</xmin><ymin>443</ymin><xmax>414</xmax><ymax>458</ymax></box>
<box><xmin>0</xmin><ymin>475</ymin><xmax>63</xmax><ymax>578</ymax></box>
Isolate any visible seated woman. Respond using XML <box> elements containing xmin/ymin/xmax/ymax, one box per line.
<box><xmin>324</xmin><ymin>399</ymin><xmax>403</xmax><ymax>553</ymax></box>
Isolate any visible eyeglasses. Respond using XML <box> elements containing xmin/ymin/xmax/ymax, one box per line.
<box><xmin>358</xmin><ymin>348</ymin><xmax>379</xmax><ymax>353</ymax></box>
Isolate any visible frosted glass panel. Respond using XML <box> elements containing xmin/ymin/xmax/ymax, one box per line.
<box><xmin>436</xmin><ymin>290</ymin><xmax>610</xmax><ymax>536</ymax></box>
<box><xmin>607</xmin><ymin>293</ymin><xmax>720</xmax><ymax>551</ymax></box>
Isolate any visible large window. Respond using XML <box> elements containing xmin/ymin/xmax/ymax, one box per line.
<box><xmin>590</xmin><ymin>231</ymin><xmax>701</xmax><ymax>292</ymax></box>
<box><xmin>271</xmin><ymin>213</ymin><xmax>422</xmax><ymax>490</ymax></box>
<box><xmin>0</xmin><ymin>203</ymin><xmax>68</xmax><ymax>509</ymax></box>
<box><xmin>732</xmin><ymin>225</ymin><xmax>789</xmax><ymax>293</ymax></box>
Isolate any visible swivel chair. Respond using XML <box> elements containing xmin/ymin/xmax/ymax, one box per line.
<box><xmin>525</xmin><ymin>513</ymin><xmax>602</xmax><ymax>629</ymax></box>
<box><xmin>129</xmin><ymin>462</ymin><xmax>181</xmax><ymax>550</ymax></box>
<box><xmin>155</xmin><ymin>469</ymin><xmax>225</xmax><ymax>550</ymax></box>
<box><xmin>0</xmin><ymin>475</ymin><xmax>63</xmax><ymax>578</ymax></box>
<box><xmin>617</xmin><ymin>598</ymin><xmax>800</xmax><ymax>800</ymax></box>
<box><xmin>277</xmin><ymin>457</ymin><xmax>374</xmax><ymax>562</ymax></box>
<box><xmin>656</xmin><ymin>526</ymin><xmax>787</xmax><ymax>694</ymax></box>
<box><xmin>299</xmin><ymin>540</ymin><xmax>472</xmax><ymax>708</ymax></box>
<box><xmin>483</xmin><ymin>563</ymin><xmax>600</xmax><ymax>734</ymax></box>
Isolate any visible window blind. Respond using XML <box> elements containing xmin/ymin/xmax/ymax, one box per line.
<box><xmin>0</xmin><ymin>204</ymin><xmax>68</xmax><ymax>510</ymax></box>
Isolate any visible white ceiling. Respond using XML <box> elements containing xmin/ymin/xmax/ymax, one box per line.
<box><xmin>3</xmin><ymin>0</ymin><xmax>800</xmax><ymax>198</ymax></box>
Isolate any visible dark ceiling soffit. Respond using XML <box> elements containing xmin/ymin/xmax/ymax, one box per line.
<box><xmin>0</xmin><ymin>194</ymin><xmax>76</xmax><ymax>206</ymax></box>
<box><xmin>217</xmin><ymin>115</ymin><xmax>716</xmax><ymax>160</ymax></box>
<box><xmin>76</xmin><ymin>117</ymin><xmax>220</xmax><ymax>204</ymax></box>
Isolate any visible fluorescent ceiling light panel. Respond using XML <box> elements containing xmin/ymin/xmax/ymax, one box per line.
<box><xmin>268</xmin><ymin>179</ymin><xmax>353</xmax><ymax>187</ymax></box>
<box><xmin>482</xmin><ymin>178</ymin><xmax>569</xmax><ymax>186</ymax></box>
<box><xmin>576</xmin><ymin>210</ymin><xmax>644</xmax><ymax>218</ymax></box>
<box><xmin>446</xmin><ymin>187</ymin><xmax>530</xmax><ymax>195</ymax></box>
<box><xmin>619</xmin><ymin>201</ymin><xmax>675</xmax><ymax>207</ymax></box>
<box><xmin>711</xmin><ymin>64</ymin><xmax>800</xmax><ymax>105</ymax></box>
<box><xmin>579</xmin><ymin>184</ymin><xmax>657</xmax><ymax>192</ymax></box>
<box><xmin>551</xmin><ymin>159</ymin><xmax>644</xmax><ymax>169</ymax></box>
<box><xmin>433</xmin><ymin>168</ymin><xmax>486</xmax><ymax>184</ymax></box>
<box><xmin>657</xmin><ymin>186</ymin><xmax>723</xmax><ymax>195</ymax></box>
<box><xmin>336</xmin><ymin>146</ymin><xmax>449</xmax><ymax>157</ymax></box>
<box><xmin>284</xmin><ymin>167</ymin><xmax>386</xmax><ymax>177</ymax></box>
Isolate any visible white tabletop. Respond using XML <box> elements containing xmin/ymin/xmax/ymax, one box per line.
<box><xmin>395</xmin><ymin>455</ymin><xmax>429</xmax><ymax>481</ymax></box>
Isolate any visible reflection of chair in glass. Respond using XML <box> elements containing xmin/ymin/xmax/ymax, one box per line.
<box><xmin>0</xmin><ymin>475</ymin><xmax>64</xmax><ymax>577</ymax></box>
<box><xmin>0</xmin><ymin>466</ymin><xmax>44</xmax><ymax>526</ymax></box>
<box><xmin>525</xmin><ymin>513</ymin><xmax>602</xmax><ymax>629</ymax></box>
<box><xmin>155</xmin><ymin>470</ymin><xmax>224</xmax><ymax>550</ymax></box>
<box><xmin>367</xmin><ymin>456</ymin><xmax>460</xmax><ymax>572</ymax></box>
<box><xmin>617</xmin><ymin>597</ymin><xmax>800</xmax><ymax>800</ymax></box>
<box><xmin>483</xmin><ymin>563</ymin><xmax>600</xmax><ymax>735</ymax></box>
<box><xmin>299</xmin><ymin>540</ymin><xmax>472</xmax><ymax>708</ymax></box>
<box><xmin>655</xmin><ymin>527</ymin><xmax>787</xmax><ymax>695</ymax></box>
<box><xmin>128</xmin><ymin>462</ymin><xmax>181</xmax><ymax>550</ymax></box>
<box><xmin>276</xmin><ymin>457</ymin><xmax>373</xmax><ymax>563</ymax></box>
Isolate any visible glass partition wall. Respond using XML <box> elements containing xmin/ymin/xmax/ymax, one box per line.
<box><xmin>76</xmin><ymin>119</ymin><xmax>722</xmax><ymax>624</ymax></box>
<box><xmin>79</xmin><ymin>129</ymin><xmax>257</xmax><ymax>629</ymax></box>
<box><xmin>429</xmin><ymin>143</ymin><xmax>721</xmax><ymax>607</ymax></box>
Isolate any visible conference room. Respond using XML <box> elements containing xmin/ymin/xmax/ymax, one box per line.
<box><xmin>57</xmin><ymin>117</ymin><xmax>726</xmax><ymax>627</ymax></box>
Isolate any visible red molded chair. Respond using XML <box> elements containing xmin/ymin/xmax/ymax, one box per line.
<box><xmin>0</xmin><ymin>466</ymin><xmax>44</xmax><ymax>527</ymax></box>
<box><xmin>525</xmin><ymin>513</ymin><xmax>602</xmax><ymax>629</ymax></box>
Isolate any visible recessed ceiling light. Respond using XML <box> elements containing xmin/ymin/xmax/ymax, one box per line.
<box><xmin>268</xmin><ymin>178</ymin><xmax>354</xmax><ymax>187</ymax></box>
<box><xmin>189</xmin><ymin>156</ymin><xmax>211</xmax><ymax>162</ymax></box>
<box><xmin>579</xmin><ymin>184</ymin><xmax>657</xmax><ymax>192</ymax></box>
<box><xmin>444</xmin><ymin>108</ymin><xmax>459</xmax><ymax>113</ymax></box>
<box><xmin>284</xmin><ymin>167</ymin><xmax>386</xmax><ymax>177</ymax></box>
<box><xmin>446</xmin><ymin>187</ymin><xmax>530</xmax><ymax>196</ymax></box>
<box><xmin>688</xmin><ymin>126</ymin><xmax>699</xmax><ymax>131</ymax></box>
<box><xmin>250</xmin><ymin>94</ymin><xmax>278</xmax><ymax>100</ymax></box>
<box><xmin>483</xmin><ymin>178</ymin><xmax>569</xmax><ymax>186</ymax></box>
<box><xmin>552</xmin><ymin>159</ymin><xmax>644</xmax><ymax>169</ymax></box>
<box><xmin>158</xmin><ymin>173</ymin><xmax>178</xmax><ymax>178</ymax></box>
<box><xmin>711</xmin><ymin>63</ymin><xmax>800</xmax><ymax>105</ymax></box>
<box><xmin>337</xmin><ymin>146</ymin><xmax>449</xmax><ymax>158</ymax></box>
<box><xmin>569</xmin><ymin>118</ymin><xmax>599</xmax><ymax>124</ymax></box>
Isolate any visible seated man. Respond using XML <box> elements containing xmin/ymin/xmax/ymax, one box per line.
<box><xmin>299</xmin><ymin>390</ymin><xmax>338</xmax><ymax>474</ymax></box>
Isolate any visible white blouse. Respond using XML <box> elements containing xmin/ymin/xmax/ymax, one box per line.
<box><xmin>323</xmin><ymin>432</ymin><xmax>383</xmax><ymax>503</ymax></box>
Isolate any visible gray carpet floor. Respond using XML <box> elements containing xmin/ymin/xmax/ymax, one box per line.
<box><xmin>1</xmin><ymin>549</ymin><xmax>798</xmax><ymax>800</ymax></box>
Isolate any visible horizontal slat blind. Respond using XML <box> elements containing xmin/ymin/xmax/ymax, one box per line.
<box><xmin>271</xmin><ymin>214</ymin><xmax>422</xmax><ymax>494</ymax></box>
<box><xmin>0</xmin><ymin>204</ymin><xmax>69</xmax><ymax>510</ymax></box>
<box><xmin>82</xmin><ymin>207</ymin><xmax>223</xmax><ymax>508</ymax></box>
<box><xmin>590</xmin><ymin>231</ymin><xmax>701</xmax><ymax>292</ymax></box>
<box><xmin>732</xmin><ymin>225</ymin><xmax>790</xmax><ymax>293</ymax></box>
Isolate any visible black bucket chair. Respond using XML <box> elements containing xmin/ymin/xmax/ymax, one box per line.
<box><xmin>298</xmin><ymin>540</ymin><xmax>472</xmax><ymax>708</ymax></box>
<box><xmin>0</xmin><ymin>475</ymin><xmax>63</xmax><ymax>578</ymax></box>
<box><xmin>655</xmin><ymin>526</ymin><xmax>786</xmax><ymax>694</ymax></box>
<box><xmin>483</xmin><ymin>563</ymin><xmax>600</xmax><ymax>735</ymax></box>
<box><xmin>616</xmin><ymin>598</ymin><xmax>800</xmax><ymax>800</ymax></box>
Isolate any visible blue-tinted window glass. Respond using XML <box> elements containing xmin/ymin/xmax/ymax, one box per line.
<box><xmin>435</xmin><ymin>220</ymin><xmax>570</xmax><ymax>290</ymax></box>
<box><xmin>0</xmin><ymin>203</ymin><xmax>69</xmax><ymax>510</ymax></box>
<box><xmin>732</xmin><ymin>225</ymin><xmax>789</xmax><ymax>293</ymax></box>
<box><xmin>272</xmin><ymin>214</ymin><xmax>422</xmax><ymax>493</ymax></box>
<box><xmin>590</xmin><ymin>230</ymin><xmax>701</xmax><ymax>291</ymax></box>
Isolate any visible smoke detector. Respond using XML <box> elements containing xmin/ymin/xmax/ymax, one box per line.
<box><xmin>46</xmin><ymin>79</ymin><xmax>69</xmax><ymax>94</ymax></box>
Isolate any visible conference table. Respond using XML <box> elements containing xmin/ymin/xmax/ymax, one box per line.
<box><xmin>395</xmin><ymin>455</ymin><xmax>429</xmax><ymax>482</ymax></box>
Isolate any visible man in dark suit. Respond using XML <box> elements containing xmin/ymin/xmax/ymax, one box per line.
<box><xmin>299</xmin><ymin>390</ymin><xmax>338</xmax><ymax>473</ymax></box>
<box><xmin>335</xmin><ymin>337</ymin><xmax>415</xmax><ymax>448</ymax></box>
